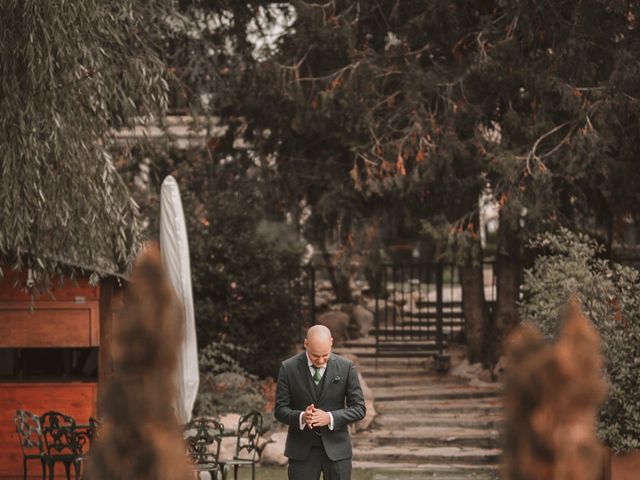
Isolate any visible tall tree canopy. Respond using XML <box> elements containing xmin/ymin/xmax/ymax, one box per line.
<box><xmin>97</xmin><ymin>0</ymin><xmax>640</xmax><ymax>360</ymax></box>
<box><xmin>0</xmin><ymin>0</ymin><xmax>171</xmax><ymax>286</ymax></box>
<box><xmin>165</xmin><ymin>0</ymin><xmax>640</xmax><ymax>362</ymax></box>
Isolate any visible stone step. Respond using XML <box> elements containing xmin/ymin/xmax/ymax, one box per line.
<box><xmin>342</xmin><ymin>337</ymin><xmax>377</xmax><ymax>346</ymax></box>
<box><xmin>372</xmin><ymin>327</ymin><xmax>462</xmax><ymax>336</ymax></box>
<box><xmin>350</xmin><ymin>339</ymin><xmax>441</xmax><ymax>346</ymax></box>
<box><xmin>345</xmin><ymin>341</ymin><xmax>503</xmax><ymax>475</ymax></box>
<box><xmin>374</xmin><ymin>404</ymin><xmax>503</xmax><ymax>417</ymax></box>
<box><xmin>353</xmin><ymin>445</ymin><xmax>502</xmax><ymax>465</ymax></box>
<box><xmin>352</xmin><ymin>355</ymin><xmax>433</xmax><ymax>365</ymax></box>
<box><xmin>358</xmin><ymin>361</ymin><xmax>434</xmax><ymax>372</ymax></box>
<box><xmin>373</xmin><ymin>386</ymin><xmax>501</xmax><ymax>401</ymax></box>
<box><xmin>350</xmin><ymin>349</ymin><xmax>443</xmax><ymax>358</ymax></box>
<box><xmin>359</xmin><ymin>367</ymin><xmax>439</xmax><ymax>378</ymax></box>
<box><xmin>353</xmin><ymin>437</ymin><xmax>500</xmax><ymax>449</ymax></box>
<box><xmin>372</xmin><ymin>413</ymin><xmax>504</xmax><ymax>429</ymax></box>
<box><xmin>356</xmin><ymin>358</ymin><xmax>434</xmax><ymax>366</ymax></box>
<box><xmin>366</xmin><ymin>378</ymin><xmax>475</xmax><ymax>387</ymax></box>
<box><xmin>373</xmin><ymin>323</ymin><xmax>462</xmax><ymax>330</ymax></box>
<box><xmin>374</xmin><ymin>396</ymin><xmax>502</xmax><ymax>407</ymax></box>
<box><xmin>352</xmin><ymin>461</ymin><xmax>500</xmax><ymax>479</ymax></box>
<box><xmin>398</xmin><ymin>320</ymin><xmax>465</xmax><ymax>328</ymax></box>
<box><xmin>346</xmin><ymin>351</ymin><xmax>431</xmax><ymax>359</ymax></box>
<box><xmin>370</xmin><ymin>378</ymin><xmax>500</xmax><ymax>389</ymax></box>
<box><xmin>353</xmin><ymin>426</ymin><xmax>500</xmax><ymax>449</ymax></box>
<box><xmin>375</xmin><ymin>398</ymin><xmax>503</xmax><ymax>415</ymax></box>
<box><xmin>400</xmin><ymin>314</ymin><xmax>464</xmax><ymax>322</ymax></box>
<box><xmin>364</xmin><ymin>375</ymin><xmax>480</xmax><ymax>387</ymax></box>
<box><xmin>337</xmin><ymin>346</ymin><xmax>439</xmax><ymax>358</ymax></box>
<box><xmin>359</xmin><ymin>367</ymin><xmax>436</xmax><ymax>373</ymax></box>
<box><xmin>353</xmin><ymin>356</ymin><xmax>441</xmax><ymax>365</ymax></box>
<box><xmin>342</xmin><ymin>338</ymin><xmax>440</xmax><ymax>348</ymax></box>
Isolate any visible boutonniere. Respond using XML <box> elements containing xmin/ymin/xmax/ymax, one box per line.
<box><xmin>333</xmin><ymin>375</ymin><xmax>341</xmax><ymax>383</ymax></box>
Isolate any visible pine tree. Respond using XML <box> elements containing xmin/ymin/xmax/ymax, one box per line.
<box><xmin>159</xmin><ymin>1</ymin><xmax>640</xmax><ymax>362</ymax></box>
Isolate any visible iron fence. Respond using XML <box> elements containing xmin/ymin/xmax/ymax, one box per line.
<box><xmin>372</xmin><ymin>262</ymin><xmax>497</xmax><ymax>358</ymax></box>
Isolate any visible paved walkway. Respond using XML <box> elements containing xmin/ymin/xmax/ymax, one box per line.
<box><xmin>336</xmin><ymin>343</ymin><xmax>503</xmax><ymax>479</ymax></box>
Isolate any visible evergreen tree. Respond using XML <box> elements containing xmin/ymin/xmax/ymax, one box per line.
<box><xmin>157</xmin><ymin>1</ymin><xmax>640</xmax><ymax>362</ymax></box>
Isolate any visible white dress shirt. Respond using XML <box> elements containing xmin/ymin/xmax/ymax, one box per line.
<box><xmin>299</xmin><ymin>353</ymin><xmax>335</xmax><ymax>430</ymax></box>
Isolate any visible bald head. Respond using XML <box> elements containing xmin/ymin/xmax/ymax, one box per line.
<box><xmin>307</xmin><ymin>324</ymin><xmax>332</xmax><ymax>343</ymax></box>
<box><xmin>304</xmin><ymin>325</ymin><xmax>333</xmax><ymax>367</ymax></box>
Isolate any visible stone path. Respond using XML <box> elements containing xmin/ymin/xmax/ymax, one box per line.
<box><xmin>336</xmin><ymin>342</ymin><xmax>503</xmax><ymax>479</ymax></box>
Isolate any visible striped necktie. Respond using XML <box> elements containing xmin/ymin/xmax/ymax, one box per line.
<box><xmin>311</xmin><ymin>365</ymin><xmax>322</xmax><ymax>385</ymax></box>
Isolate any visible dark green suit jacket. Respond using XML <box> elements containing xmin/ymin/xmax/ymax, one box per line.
<box><xmin>274</xmin><ymin>351</ymin><xmax>366</xmax><ymax>461</ymax></box>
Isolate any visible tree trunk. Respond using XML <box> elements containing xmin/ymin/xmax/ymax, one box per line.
<box><xmin>492</xmin><ymin>212</ymin><xmax>523</xmax><ymax>364</ymax></box>
<box><xmin>494</xmin><ymin>255</ymin><xmax>521</xmax><ymax>332</ymax></box>
<box><xmin>321</xmin><ymin>245</ymin><xmax>353</xmax><ymax>304</ymax></box>
<box><xmin>461</xmin><ymin>262</ymin><xmax>489</xmax><ymax>364</ymax></box>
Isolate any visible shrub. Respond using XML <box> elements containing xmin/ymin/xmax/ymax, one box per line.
<box><xmin>195</xmin><ymin>343</ymin><xmax>264</xmax><ymax>417</ymax></box>
<box><xmin>520</xmin><ymin>228</ymin><xmax>640</xmax><ymax>453</ymax></box>
<box><xmin>195</xmin><ymin>342</ymin><xmax>279</xmax><ymax>431</ymax></box>
<box><xmin>188</xmin><ymin>181</ymin><xmax>306</xmax><ymax>379</ymax></box>
<box><xmin>118</xmin><ymin>146</ymin><xmax>306</xmax><ymax>379</ymax></box>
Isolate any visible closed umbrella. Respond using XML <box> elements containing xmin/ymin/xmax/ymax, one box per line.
<box><xmin>159</xmin><ymin>175</ymin><xmax>199</xmax><ymax>423</ymax></box>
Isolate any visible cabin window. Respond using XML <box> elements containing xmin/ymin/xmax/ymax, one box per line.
<box><xmin>0</xmin><ymin>348</ymin><xmax>98</xmax><ymax>381</ymax></box>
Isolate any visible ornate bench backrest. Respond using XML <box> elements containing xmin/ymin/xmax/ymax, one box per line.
<box><xmin>40</xmin><ymin>410</ymin><xmax>78</xmax><ymax>457</ymax></box>
<box><xmin>14</xmin><ymin>410</ymin><xmax>44</xmax><ymax>457</ymax></box>
<box><xmin>184</xmin><ymin>417</ymin><xmax>224</xmax><ymax>466</ymax></box>
<box><xmin>236</xmin><ymin>411</ymin><xmax>262</xmax><ymax>461</ymax></box>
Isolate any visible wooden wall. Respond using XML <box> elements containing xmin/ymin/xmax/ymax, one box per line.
<box><xmin>0</xmin><ymin>301</ymin><xmax>100</xmax><ymax>348</ymax></box>
<box><xmin>0</xmin><ymin>268</ymin><xmax>113</xmax><ymax>478</ymax></box>
<box><xmin>0</xmin><ymin>383</ymin><xmax>97</xmax><ymax>478</ymax></box>
<box><xmin>612</xmin><ymin>450</ymin><xmax>640</xmax><ymax>480</ymax></box>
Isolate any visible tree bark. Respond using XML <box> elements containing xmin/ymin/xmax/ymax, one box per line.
<box><xmin>494</xmin><ymin>255</ymin><xmax>521</xmax><ymax>333</ymax></box>
<box><xmin>461</xmin><ymin>262</ymin><xmax>489</xmax><ymax>364</ymax></box>
<box><xmin>320</xmin><ymin>244</ymin><xmax>353</xmax><ymax>304</ymax></box>
<box><xmin>492</xmin><ymin>211</ymin><xmax>523</xmax><ymax>364</ymax></box>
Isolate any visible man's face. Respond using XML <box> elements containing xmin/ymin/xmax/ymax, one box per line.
<box><xmin>304</xmin><ymin>338</ymin><xmax>332</xmax><ymax>368</ymax></box>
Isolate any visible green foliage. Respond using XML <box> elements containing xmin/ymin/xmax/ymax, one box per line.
<box><xmin>179</xmin><ymin>0</ymin><xmax>640</xmax><ymax>249</ymax></box>
<box><xmin>195</xmin><ymin>342</ymin><xmax>266</xmax><ymax>417</ymax></box>
<box><xmin>118</xmin><ymin>145</ymin><xmax>306</xmax><ymax>379</ymax></box>
<box><xmin>520</xmin><ymin>228</ymin><xmax>640</xmax><ymax>452</ymax></box>
<box><xmin>197</xmin><ymin>341</ymin><xmax>249</xmax><ymax>377</ymax></box>
<box><xmin>190</xmin><ymin>183</ymin><xmax>305</xmax><ymax>379</ymax></box>
<box><xmin>162</xmin><ymin>1</ymin><xmax>490</xmax><ymax>259</ymax></box>
<box><xmin>0</xmin><ymin>0</ymin><xmax>171</xmax><ymax>286</ymax></box>
<box><xmin>153</xmin><ymin>1</ymin><xmax>640</xmax><ymax>367</ymax></box>
<box><xmin>421</xmin><ymin>214</ymin><xmax>485</xmax><ymax>266</ymax></box>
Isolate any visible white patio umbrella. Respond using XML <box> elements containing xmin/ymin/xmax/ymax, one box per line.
<box><xmin>160</xmin><ymin>175</ymin><xmax>199</xmax><ymax>424</ymax></box>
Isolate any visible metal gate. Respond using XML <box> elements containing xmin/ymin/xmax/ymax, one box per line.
<box><xmin>373</xmin><ymin>262</ymin><xmax>495</xmax><ymax>365</ymax></box>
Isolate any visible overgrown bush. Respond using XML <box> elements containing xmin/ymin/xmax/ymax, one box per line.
<box><xmin>188</xmin><ymin>179</ymin><xmax>305</xmax><ymax>378</ymax></box>
<box><xmin>195</xmin><ymin>342</ymin><xmax>279</xmax><ymax>431</ymax></box>
<box><xmin>195</xmin><ymin>342</ymin><xmax>265</xmax><ymax>416</ymax></box>
<box><xmin>119</xmin><ymin>146</ymin><xmax>306</xmax><ymax>379</ymax></box>
<box><xmin>520</xmin><ymin>228</ymin><xmax>640</xmax><ymax>453</ymax></box>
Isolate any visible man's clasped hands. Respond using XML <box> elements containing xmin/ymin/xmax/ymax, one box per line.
<box><xmin>303</xmin><ymin>403</ymin><xmax>331</xmax><ymax>429</ymax></box>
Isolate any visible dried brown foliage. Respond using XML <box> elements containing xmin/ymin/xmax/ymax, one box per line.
<box><xmin>502</xmin><ymin>296</ymin><xmax>607</xmax><ymax>480</ymax></box>
<box><xmin>85</xmin><ymin>244</ymin><xmax>192</xmax><ymax>480</ymax></box>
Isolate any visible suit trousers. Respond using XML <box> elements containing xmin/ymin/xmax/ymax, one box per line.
<box><xmin>288</xmin><ymin>445</ymin><xmax>352</xmax><ymax>480</ymax></box>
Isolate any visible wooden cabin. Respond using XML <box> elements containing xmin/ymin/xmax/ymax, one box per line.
<box><xmin>0</xmin><ymin>267</ymin><xmax>124</xmax><ymax>477</ymax></box>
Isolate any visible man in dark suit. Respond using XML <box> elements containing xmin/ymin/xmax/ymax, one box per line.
<box><xmin>275</xmin><ymin>325</ymin><xmax>366</xmax><ymax>480</ymax></box>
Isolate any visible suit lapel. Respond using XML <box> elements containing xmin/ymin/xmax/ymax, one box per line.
<box><xmin>298</xmin><ymin>352</ymin><xmax>318</xmax><ymax>403</ymax></box>
<box><xmin>318</xmin><ymin>353</ymin><xmax>338</xmax><ymax>404</ymax></box>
